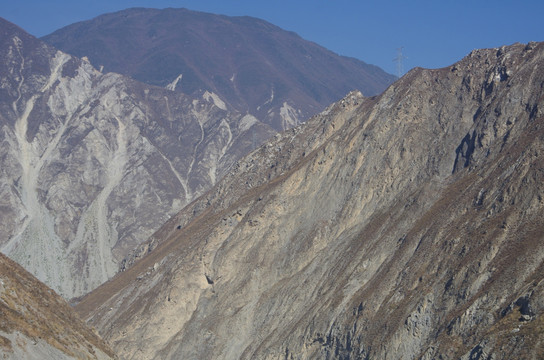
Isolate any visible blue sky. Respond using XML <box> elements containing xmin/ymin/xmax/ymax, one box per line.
<box><xmin>1</xmin><ymin>0</ymin><xmax>543</xmax><ymax>76</ymax></box>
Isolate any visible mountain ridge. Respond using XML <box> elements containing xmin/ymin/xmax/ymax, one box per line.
<box><xmin>76</xmin><ymin>42</ymin><xmax>544</xmax><ymax>359</ymax></box>
<box><xmin>42</xmin><ymin>7</ymin><xmax>396</xmax><ymax>131</ymax></box>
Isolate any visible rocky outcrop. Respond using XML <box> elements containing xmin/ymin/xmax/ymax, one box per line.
<box><xmin>77</xmin><ymin>42</ymin><xmax>544</xmax><ymax>359</ymax></box>
<box><xmin>42</xmin><ymin>7</ymin><xmax>396</xmax><ymax>131</ymax></box>
<box><xmin>0</xmin><ymin>252</ymin><xmax>115</xmax><ymax>359</ymax></box>
<box><xmin>0</xmin><ymin>18</ymin><xmax>277</xmax><ymax>299</ymax></box>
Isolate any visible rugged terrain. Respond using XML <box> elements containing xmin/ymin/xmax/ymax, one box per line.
<box><xmin>0</xmin><ymin>252</ymin><xmax>115</xmax><ymax>359</ymax></box>
<box><xmin>42</xmin><ymin>7</ymin><xmax>396</xmax><ymax>131</ymax></box>
<box><xmin>0</xmin><ymin>17</ymin><xmax>279</xmax><ymax>299</ymax></box>
<box><xmin>77</xmin><ymin>42</ymin><xmax>544</xmax><ymax>359</ymax></box>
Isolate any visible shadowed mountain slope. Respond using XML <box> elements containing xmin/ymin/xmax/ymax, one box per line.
<box><xmin>42</xmin><ymin>7</ymin><xmax>396</xmax><ymax>131</ymax></box>
<box><xmin>76</xmin><ymin>42</ymin><xmax>544</xmax><ymax>359</ymax></box>
<box><xmin>0</xmin><ymin>252</ymin><xmax>115</xmax><ymax>359</ymax></box>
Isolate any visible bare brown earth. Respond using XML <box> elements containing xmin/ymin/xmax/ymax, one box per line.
<box><xmin>0</xmin><ymin>252</ymin><xmax>115</xmax><ymax>359</ymax></box>
<box><xmin>77</xmin><ymin>42</ymin><xmax>544</xmax><ymax>359</ymax></box>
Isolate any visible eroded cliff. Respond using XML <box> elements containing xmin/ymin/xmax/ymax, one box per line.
<box><xmin>0</xmin><ymin>18</ymin><xmax>276</xmax><ymax>298</ymax></box>
<box><xmin>77</xmin><ymin>42</ymin><xmax>544</xmax><ymax>359</ymax></box>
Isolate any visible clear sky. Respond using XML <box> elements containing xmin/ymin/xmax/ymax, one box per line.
<box><xmin>1</xmin><ymin>0</ymin><xmax>543</xmax><ymax>76</ymax></box>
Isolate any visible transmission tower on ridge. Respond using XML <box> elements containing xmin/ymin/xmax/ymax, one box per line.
<box><xmin>393</xmin><ymin>47</ymin><xmax>407</xmax><ymax>78</ymax></box>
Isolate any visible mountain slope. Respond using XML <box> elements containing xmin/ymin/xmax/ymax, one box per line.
<box><xmin>42</xmin><ymin>7</ymin><xmax>396</xmax><ymax>131</ymax></box>
<box><xmin>0</xmin><ymin>252</ymin><xmax>115</xmax><ymax>359</ymax></box>
<box><xmin>0</xmin><ymin>17</ymin><xmax>277</xmax><ymax>299</ymax></box>
<box><xmin>77</xmin><ymin>42</ymin><xmax>544</xmax><ymax>359</ymax></box>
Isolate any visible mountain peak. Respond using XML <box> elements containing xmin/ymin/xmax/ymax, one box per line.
<box><xmin>42</xmin><ymin>7</ymin><xmax>395</xmax><ymax>131</ymax></box>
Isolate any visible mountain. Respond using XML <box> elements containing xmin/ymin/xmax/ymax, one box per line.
<box><xmin>42</xmin><ymin>7</ymin><xmax>396</xmax><ymax>131</ymax></box>
<box><xmin>0</xmin><ymin>17</ymin><xmax>278</xmax><ymax>299</ymax></box>
<box><xmin>0</xmin><ymin>252</ymin><xmax>115</xmax><ymax>359</ymax></box>
<box><xmin>76</xmin><ymin>42</ymin><xmax>544</xmax><ymax>359</ymax></box>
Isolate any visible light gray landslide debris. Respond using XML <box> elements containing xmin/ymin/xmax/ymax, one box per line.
<box><xmin>0</xmin><ymin>18</ymin><xmax>276</xmax><ymax>299</ymax></box>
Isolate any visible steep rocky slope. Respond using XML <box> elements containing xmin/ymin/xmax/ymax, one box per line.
<box><xmin>77</xmin><ymin>42</ymin><xmax>544</xmax><ymax>359</ymax></box>
<box><xmin>0</xmin><ymin>17</ymin><xmax>277</xmax><ymax>299</ymax></box>
<box><xmin>0</xmin><ymin>252</ymin><xmax>115</xmax><ymax>359</ymax></box>
<box><xmin>42</xmin><ymin>7</ymin><xmax>396</xmax><ymax>131</ymax></box>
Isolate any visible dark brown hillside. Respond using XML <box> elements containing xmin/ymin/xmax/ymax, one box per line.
<box><xmin>0</xmin><ymin>252</ymin><xmax>115</xmax><ymax>359</ymax></box>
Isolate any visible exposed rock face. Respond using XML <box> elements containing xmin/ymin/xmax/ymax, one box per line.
<box><xmin>0</xmin><ymin>18</ymin><xmax>277</xmax><ymax>299</ymax></box>
<box><xmin>42</xmin><ymin>7</ymin><xmax>396</xmax><ymax>131</ymax></box>
<box><xmin>0</xmin><ymin>252</ymin><xmax>115</xmax><ymax>359</ymax></box>
<box><xmin>77</xmin><ymin>42</ymin><xmax>544</xmax><ymax>359</ymax></box>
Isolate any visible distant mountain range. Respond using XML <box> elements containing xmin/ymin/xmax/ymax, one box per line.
<box><xmin>42</xmin><ymin>7</ymin><xmax>396</xmax><ymax>131</ymax></box>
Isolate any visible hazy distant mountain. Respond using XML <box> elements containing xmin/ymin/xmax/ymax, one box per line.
<box><xmin>0</xmin><ymin>17</ymin><xmax>277</xmax><ymax>299</ymax></box>
<box><xmin>77</xmin><ymin>42</ymin><xmax>544</xmax><ymax>359</ymax></box>
<box><xmin>0</xmin><ymin>252</ymin><xmax>114</xmax><ymax>359</ymax></box>
<box><xmin>42</xmin><ymin>7</ymin><xmax>396</xmax><ymax>131</ymax></box>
